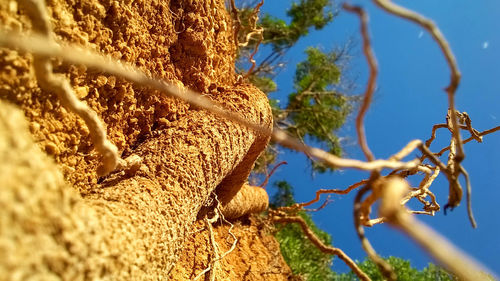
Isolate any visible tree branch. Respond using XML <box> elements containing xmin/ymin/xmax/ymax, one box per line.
<box><xmin>271</xmin><ymin>213</ymin><xmax>371</xmax><ymax>281</ymax></box>
<box><xmin>343</xmin><ymin>3</ymin><xmax>377</xmax><ymax>162</ymax></box>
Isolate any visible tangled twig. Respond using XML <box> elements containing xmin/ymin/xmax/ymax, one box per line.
<box><xmin>400</xmin><ymin>167</ymin><xmax>440</xmax><ymax>211</ymax></box>
<box><xmin>194</xmin><ymin>195</ymin><xmax>238</xmax><ymax>280</ymax></box>
<box><xmin>194</xmin><ymin>216</ymin><xmax>220</xmax><ymax>281</ymax></box>
<box><xmin>239</xmin><ymin>0</ymin><xmax>265</xmax><ymax>77</ymax></box>
<box><xmin>229</xmin><ymin>0</ymin><xmax>242</xmax><ymax>51</ymax></box>
<box><xmin>379</xmin><ymin>177</ymin><xmax>489</xmax><ymax>281</ymax></box>
<box><xmin>418</xmin><ymin>112</ymin><xmax>478</xmax><ymax>228</ymax></box>
<box><xmin>339</xmin><ymin>1</ymin><xmax>496</xmax><ymax>278</ymax></box>
<box><xmin>371</xmin><ymin>0</ymin><xmax>465</xmax><ymax>168</ymax></box>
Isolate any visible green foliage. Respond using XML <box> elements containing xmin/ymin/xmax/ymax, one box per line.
<box><xmin>249</xmin><ymin>75</ymin><xmax>277</xmax><ymax>94</ymax></box>
<box><xmin>236</xmin><ymin>0</ymin><xmax>334</xmax><ymax>54</ymax></box>
<box><xmin>289</xmin><ymin>48</ymin><xmax>348</xmax><ymax>144</ymax></box>
<box><xmin>235</xmin><ymin>1</ymin><xmax>351</xmax><ymax>175</ymax></box>
<box><xmin>260</xmin><ymin>0</ymin><xmax>334</xmax><ymax>52</ymax></box>
<box><xmin>270</xmin><ymin>180</ymin><xmax>296</xmax><ymax>208</ymax></box>
<box><xmin>271</xmin><ymin>181</ymin><xmax>337</xmax><ymax>280</ymax></box>
<box><xmin>275</xmin><ymin>47</ymin><xmax>352</xmax><ymax>173</ymax></box>
<box><xmin>294</xmin><ymin>47</ymin><xmax>341</xmax><ymax>90</ymax></box>
<box><xmin>236</xmin><ymin>0</ymin><xmax>336</xmax><ymax>85</ymax></box>
<box><xmin>336</xmin><ymin>257</ymin><xmax>456</xmax><ymax>281</ymax></box>
<box><xmin>275</xmin><ymin>211</ymin><xmax>336</xmax><ymax>281</ymax></box>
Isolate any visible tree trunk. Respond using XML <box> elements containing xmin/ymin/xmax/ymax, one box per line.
<box><xmin>0</xmin><ymin>0</ymin><xmax>276</xmax><ymax>279</ymax></box>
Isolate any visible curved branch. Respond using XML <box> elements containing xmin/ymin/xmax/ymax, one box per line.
<box><xmin>343</xmin><ymin>3</ymin><xmax>377</xmax><ymax>162</ymax></box>
<box><xmin>354</xmin><ymin>183</ymin><xmax>396</xmax><ymax>281</ymax></box>
<box><xmin>371</xmin><ymin>0</ymin><xmax>464</xmax><ymax>164</ymax></box>
<box><xmin>271</xmin><ymin>214</ymin><xmax>371</xmax><ymax>281</ymax></box>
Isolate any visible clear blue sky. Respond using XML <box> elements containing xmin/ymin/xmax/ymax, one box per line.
<box><xmin>259</xmin><ymin>0</ymin><xmax>500</xmax><ymax>276</ymax></box>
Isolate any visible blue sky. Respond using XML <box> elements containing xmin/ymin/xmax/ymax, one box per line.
<box><xmin>258</xmin><ymin>0</ymin><xmax>500</xmax><ymax>275</ymax></box>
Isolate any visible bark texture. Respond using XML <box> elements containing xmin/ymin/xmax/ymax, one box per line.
<box><xmin>0</xmin><ymin>0</ymin><xmax>291</xmax><ymax>279</ymax></box>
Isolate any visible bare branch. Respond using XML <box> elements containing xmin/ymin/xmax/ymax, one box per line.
<box><xmin>271</xmin><ymin>214</ymin><xmax>371</xmax><ymax>281</ymax></box>
<box><xmin>259</xmin><ymin>161</ymin><xmax>287</xmax><ymax>188</ymax></box>
<box><xmin>295</xmin><ymin>180</ymin><xmax>367</xmax><ymax>209</ymax></box>
<box><xmin>354</xmin><ymin>183</ymin><xmax>396</xmax><ymax>281</ymax></box>
<box><xmin>343</xmin><ymin>3</ymin><xmax>377</xmax><ymax>162</ymax></box>
<box><xmin>379</xmin><ymin>177</ymin><xmax>491</xmax><ymax>281</ymax></box>
<box><xmin>273</xmin><ymin>129</ymin><xmax>420</xmax><ymax>171</ymax></box>
<box><xmin>195</xmin><ymin>196</ymin><xmax>238</xmax><ymax>280</ymax></box>
<box><xmin>371</xmin><ymin>0</ymin><xmax>464</xmax><ymax>163</ymax></box>
<box><xmin>436</xmin><ymin>125</ymin><xmax>500</xmax><ymax>156</ymax></box>
<box><xmin>214</xmin><ymin>195</ymin><xmax>239</xmax><ymax>261</ymax></box>
<box><xmin>229</xmin><ymin>0</ymin><xmax>242</xmax><ymax>51</ymax></box>
<box><xmin>459</xmin><ymin>165</ymin><xmax>477</xmax><ymax>228</ymax></box>
<box><xmin>389</xmin><ymin>139</ymin><xmax>422</xmax><ymax>161</ymax></box>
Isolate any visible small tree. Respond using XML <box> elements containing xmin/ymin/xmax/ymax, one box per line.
<box><xmin>234</xmin><ymin>0</ymin><xmax>356</xmax><ymax>175</ymax></box>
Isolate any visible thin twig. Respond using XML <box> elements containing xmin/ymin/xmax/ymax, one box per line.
<box><xmin>459</xmin><ymin>165</ymin><xmax>477</xmax><ymax>228</ymax></box>
<box><xmin>213</xmin><ymin>194</ymin><xmax>238</xmax><ymax>260</ymax></box>
<box><xmin>271</xmin><ymin>214</ymin><xmax>371</xmax><ymax>281</ymax></box>
<box><xmin>354</xmin><ymin>183</ymin><xmax>396</xmax><ymax>281</ymax></box>
<box><xmin>194</xmin><ymin>196</ymin><xmax>238</xmax><ymax>281</ymax></box>
<box><xmin>294</xmin><ymin>180</ymin><xmax>367</xmax><ymax>210</ymax></box>
<box><xmin>425</xmin><ymin>124</ymin><xmax>448</xmax><ymax>147</ymax></box>
<box><xmin>436</xmin><ymin>125</ymin><xmax>500</xmax><ymax>156</ymax></box>
<box><xmin>273</xmin><ymin>129</ymin><xmax>420</xmax><ymax>171</ymax></box>
<box><xmin>303</xmin><ymin>196</ymin><xmax>333</xmax><ymax>212</ymax></box>
<box><xmin>259</xmin><ymin>161</ymin><xmax>287</xmax><ymax>188</ymax></box>
<box><xmin>422</xmin><ymin>123</ymin><xmax>471</xmax><ymax>161</ymax></box>
<box><xmin>229</xmin><ymin>0</ymin><xmax>242</xmax><ymax>51</ymax></box>
<box><xmin>240</xmin><ymin>0</ymin><xmax>264</xmax><ymax>77</ymax></box>
<box><xmin>194</xmin><ymin>216</ymin><xmax>220</xmax><ymax>281</ymax></box>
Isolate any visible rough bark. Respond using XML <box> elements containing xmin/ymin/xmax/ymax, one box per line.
<box><xmin>0</xmin><ymin>0</ymin><xmax>284</xmax><ymax>279</ymax></box>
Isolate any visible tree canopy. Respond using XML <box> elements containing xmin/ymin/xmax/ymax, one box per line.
<box><xmin>234</xmin><ymin>0</ymin><xmax>355</xmax><ymax>175</ymax></box>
